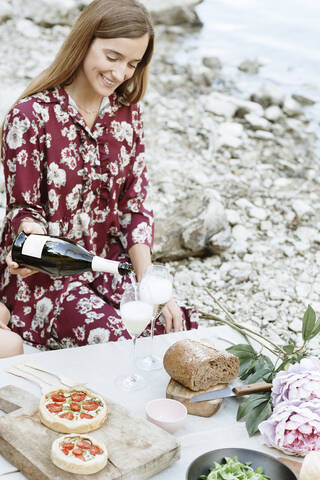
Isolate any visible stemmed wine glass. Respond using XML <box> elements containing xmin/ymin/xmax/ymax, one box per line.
<box><xmin>136</xmin><ymin>264</ymin><xmax>173</xmax><ymax>371</ymax></box>
<box><xmin>115</xmin><ymin>282</ymin><xmax>154</xmax><ymax>391</ymax></box>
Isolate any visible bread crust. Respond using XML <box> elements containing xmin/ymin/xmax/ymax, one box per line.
<box><xmin>163</xmin><ymin>339</ymin><xmax>240</xmax><ymax>391</ymax></box>
<box><xmin>51</xmin><ymin>434</ymin><xmax>108</xmax><ymax>474</ymax></box>
<box><xmin>39</xmin><ymin>387</ymin><xmax>108</xmax><ymax>433</ymax></box>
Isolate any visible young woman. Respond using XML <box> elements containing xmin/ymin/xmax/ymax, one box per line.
<box><xmin>0</xmin><ymin>0</ymin><xmax>198</xmax><ymax>350</ymax></box>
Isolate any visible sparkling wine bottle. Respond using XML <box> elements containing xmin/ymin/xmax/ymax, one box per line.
<box><xmin>12</xmin><ymin>231</ymin><xmax>133</xmax><ymax>277</ymax></box>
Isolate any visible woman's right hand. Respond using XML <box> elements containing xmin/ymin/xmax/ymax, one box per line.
<box><xmin>6</xmin><ymin>220</ymin><xmax>45</xmax><ymax>278</ymax></box>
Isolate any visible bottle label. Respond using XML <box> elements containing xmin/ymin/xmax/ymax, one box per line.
<box><xmin>21</xmin><ymin>235</ymin><xmax>50</xmax><ymax>258</ymax></box>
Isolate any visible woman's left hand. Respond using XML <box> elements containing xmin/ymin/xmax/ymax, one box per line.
<box><xmin>162</xmin><ymin>298</ymin><xmax>183</xmax><ymax>333</ymax></box>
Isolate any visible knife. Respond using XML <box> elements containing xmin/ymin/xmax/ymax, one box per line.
<box><xmin>189</xmin><ymin>382</ymin><xmax>273</xmax><ymax>403</ymax></box>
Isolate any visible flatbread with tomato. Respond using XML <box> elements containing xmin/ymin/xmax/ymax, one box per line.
<box><xmin>39</xmin><ymin>388</ymin><xmax>108</xmax><ymax>433</ymax></box>
<box><xmin>51</xmin><ymin>434</ymin><xmax>108</xmax><ymax>474</ymax></box>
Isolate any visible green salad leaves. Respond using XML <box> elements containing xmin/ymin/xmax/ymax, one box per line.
<box><xmin>199</xmin><ymin>456</ymin><xmax>270</xmax><ymax>480</ymax></box>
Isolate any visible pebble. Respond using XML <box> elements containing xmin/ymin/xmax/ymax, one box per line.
<box><xmin>249</xmin><ymin>207</ymin><xmax>268</xmax><ymax>221</ymax></box>
<box><xmin>238</xmin><ymin>58</ymin><xmax>261</xmax><ymax>74</ymax></box>
<box><xmin>245</xmin><ymin>113</ymin><xmax>271</xmax><ymax>130</ymax></box>
<box><xmin>283</xmin><ymin>97</ymin><xmax>303</xmax><ymax>117</ymax></box>
<box><xmin>203</xmin><ymin>56</ymin><xmax>222</xmax><ymax>70</ymax></box>
<box><xmin>262</xmin><ymin>307</ymin><xmax>278</xmax><ymax>322</ymax></box>
<box><xmin>264</xmin><ymin>105</ymin><xmax>283</xmax><ymax>122</ymax></box>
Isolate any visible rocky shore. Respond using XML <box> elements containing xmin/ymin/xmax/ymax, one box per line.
<box><xmin>0</xmin><ymin>0</ymin><xmax>319</xmax><ymax>356</ymax></box>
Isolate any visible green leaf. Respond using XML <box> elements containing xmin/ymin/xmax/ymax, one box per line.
<box><xmin>238</xmin><ymin>358</ymin><xmax>256</xmax><ymax>380</ymax></box>
<box><xmin>245</xmin><ymin>398</ymin><xmax>272</xmax><ymax>436</ymax></box>
<box><xmin>226</xmin><ymin>344</ymin><xmax>257</xmax><ymax>359</ymax></box>
<box><xmin>260</xmin><ymin>354</ymin><xmax>274</xmax><ymax>369</ymax></box>
<box><xmin>227</xmin><ymin>344</ymin><xmax>258</xmax><ymax>380</ymax></box>
<box><xmin>245</xmin><ymin>368</ymin><xmax>272</xmax><ymax>384</ymax></box>
<box><xmin>283</xmin><ymin>344</ymin><xmax>295</xmax><ymax>354</ymax></box>
<box><xmin>236</xmin><ymin>394</ymin><xmax>269</xmax><ymax>421</ymax></box>
<box><xmin>227</xmin><ymin>343</ymin><xmax>257</xmax><ymax>356</ymax></box>
<box><xmin>302</xmin><ymin>304</ymin><xmax>316</xmax><ymax>341</ymax></box>
<box><xmin>244</xmin><ymin>354</ymin><xmax>275</xmax><ymax>383</ymax></box>
<box><xmin>308</xmin><ymin>317</ymin><xmax>320</xmax><ymax>340</ymax></box>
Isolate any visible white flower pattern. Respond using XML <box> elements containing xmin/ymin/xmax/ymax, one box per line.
<box><xmin>87</xmin><ymin>328</ymin><xmax>110</xmax><ymax>344</ymax></box>
<box><xmin>6</xmin><ymin>115</ymin><xmax>30</xmax><ymax>149</ymax></box>
<box><xmin>47</xmin><ymin>162</ymin><xmax>66</xmax><ymax>188</ymax></box>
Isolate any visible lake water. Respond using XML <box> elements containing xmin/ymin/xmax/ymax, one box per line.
<box><xmin>184</xmin><ymin>0</ymin><xmax>320</xmax><ymax>145</ymax></box>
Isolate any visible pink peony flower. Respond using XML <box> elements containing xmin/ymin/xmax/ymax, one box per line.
<box><xmin>259</xmin><ymin>399</ymin><xmax>320</xmax><ymax>456</ymax></box>
<box><xmin>272</xmin><ymin>357</ymin><xmax>320</xmax><ymax>407</ymax></box>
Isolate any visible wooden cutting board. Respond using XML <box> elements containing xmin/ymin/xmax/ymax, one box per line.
<box><xmin>166</xmin><ymin>379</ymin><xmax>228</xmax><ymax>417</ymax></box>
<box><xmin>0</xmin><ymin>385</ymin><xmax>180</xmax><ymax>480</ymax></box>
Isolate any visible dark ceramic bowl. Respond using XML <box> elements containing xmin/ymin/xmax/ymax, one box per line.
<box><xmin>186</xmin><ymin>448</ymin><xmax>297</xmax><ymax>480</ymax></box>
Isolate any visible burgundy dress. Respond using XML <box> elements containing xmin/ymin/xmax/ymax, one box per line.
<box><xmin>0</xmin><ymin>87</ymin><xmax>198</xmax><ymax>350</ymax></box>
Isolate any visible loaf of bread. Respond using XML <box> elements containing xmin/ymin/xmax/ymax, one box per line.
<box><xmin>163</xmin><ymin>339</ymin><xmax>240</xmax><ymax>391</ymax></box>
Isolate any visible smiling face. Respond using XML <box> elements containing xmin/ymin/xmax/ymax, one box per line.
<box><xmin>78</xmin><ymin>34</ymin><xmax>149</xmax><ymax>99</ymax></box>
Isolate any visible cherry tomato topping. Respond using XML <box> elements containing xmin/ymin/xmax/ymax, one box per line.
<box><xmin>51</xmin><ymin>394</ymin><xmax>66</xmax><ymax>403</ymax></box>
<box><xmin>61</xmin><ymin>442</ymin><xmax>74</xmax><ymax>451</ymax></box>
<box><xmin>82</xmin><ymin>401</ymin><xmax>99</xmax><ymax>411</ymax></box>
<box><xmin>77</xmin><ymin>440</ymin><xmax>91</xmax><ymax>449</ymax></box>
<box><xmin>60</xmin><ymin>412</ymin><xmax>74</xmax><ymax>420</ymax></box>
<box><xmin>90</xmin><ymin>445</ymin><xmax>102</xmax><ymax>455</ymax></box>
<box><xmin>72</xmin><ymin>447</ymin><xmax>84</xmax><ymax>456</ymax></box>
<box><xmin>62</xmin><ymin>448</ymin><xmax>70</xmax><ymax>456</ymax></box>
<box><xmin>46</xmin><ymin>403</ymin><xmax>63</xmax><ymax>413</ymax></box>
<box><xmin>80</xmin><ymin>412</ymin><xmax>94</xmax><ymax>419</ymax></box>
<box><xmin>71</xmin><ymin>392</ymin><xmax>86</xmax><ymax>402</ymax></box>
<box><xmin>70</xmin><ymin>402</ymin><xmax>81</xmax><ymax>412</ymax></box>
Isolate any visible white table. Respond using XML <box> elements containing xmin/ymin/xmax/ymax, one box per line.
<box><xmin>0</xmin><ymin>326</ymin><xmax>298</xmax><ymax>479</ymax></box>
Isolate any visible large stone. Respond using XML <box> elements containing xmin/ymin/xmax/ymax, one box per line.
<box><xmin>283</xmin><ymin>97</ymin><xmax>303</xmax><ymax>117</ymax></box>
<box><xmin>238</xmin><ymin>58</ymin><xmax>261</xmax><ymax>74</ymax></box>
<box><xmin>153</xmin><ymin>191</ymin><xmax>231</xmax><ymax>261</ymax></box>
<box><xmin>217</xmin><ymin>122</ymin><xmax>245</xmax><ymax>149</ymax></box>
<box><xmin>203</xmin><ymin>92</ymin><xmax>264</xmax><ymax>120</ymax></box>
<box><xmin>292</xmin><ymin>93</ymin><xmax>316</xmax><ymax>106</ymax></box>
<box><xmin>10</xmin><ymin>0</ymin><xmax>203</xmax><ymax>27</ymax></box>
<box><xmin>203</xmin><ymin>56</ymin><xmax>222</xmax><ymax>70</ymax></box>
<box><xmin>203</xmin><ymin>95</ymin><xmax>237</xmax><ymax>119</ymax></box>
<box><xmin>264</xmin><ymin>105</ymin><xmax>283</xmax><ymax>122</ymax></box>
<box><xmin>11</xmin><ymin>0</ymin><xmax>79</xmax><ymax>26</ymax></box>
<box><xmin>244</xmin><ymin>113</ymin><xmax>271</xmax><ymax>131</ymax></box>
<box><xmin>142</xmin><ymin>0</ymin><xmax>203</xmax><ymax>25</ymax></box>
<box><xmin>16</xmin><ymin>19</ymin><xmax>41</xmax><ymax>38</ymax></box>
<box><xmin>251</xmin><ymin>81</ymin><xmax>286</xmax><ymax>107</ymax></box>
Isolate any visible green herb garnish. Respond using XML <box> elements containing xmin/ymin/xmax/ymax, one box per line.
<box><xmin>199</xmin><ymin>456</ymin><xmax>270</xmax><ymax>479</ymax></box>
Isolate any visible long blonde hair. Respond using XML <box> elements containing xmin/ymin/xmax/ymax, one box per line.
<box><xmin>1</xmin><ymin>0</ymin><xmax>154</xmax><ymax>144</ymax></box>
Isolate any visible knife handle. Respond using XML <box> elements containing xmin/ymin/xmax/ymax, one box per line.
<box><xmin>233</xmin><ymin>382</ymin><xmax>273</xmax><ymax>396</ymax></box>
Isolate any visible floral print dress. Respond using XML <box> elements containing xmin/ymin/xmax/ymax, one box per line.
<box><xmin>0</xmin><ymin>87</ymin><xmax>198</xmax><ymax>350</ymax></box>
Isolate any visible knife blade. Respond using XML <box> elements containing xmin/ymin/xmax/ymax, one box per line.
<box><xmin>189</xmin><ymin>382</ymin><xmax>272</xmax><ymax>403</ymax></box>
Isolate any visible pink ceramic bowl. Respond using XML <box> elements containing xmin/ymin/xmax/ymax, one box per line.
<box><xmin>145</xmin><ymin>398</ymin><xmax>187</xmax><ymax>434</ymax></box>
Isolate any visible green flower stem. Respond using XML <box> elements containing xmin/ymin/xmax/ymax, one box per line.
<box><xmin>198</xmin><ymin>311</ymin><xmax>251</xmax><ymax>344</ymax></box>
<box><xmin>201</xmin><ymin>289</ymin><xmax>286</xmax><ymax>357</ymax></box>
<box><xmin>199</xmin><ymin>312</ymin><xmax>283</xmax><ymax>358</ymax></box>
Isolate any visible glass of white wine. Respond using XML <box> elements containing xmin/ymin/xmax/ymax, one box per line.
<box><xmin>115</xmin><ymin>283</ymin><xmax>154</xmax><ymax>391</ymax></box>
<box><xmin>136</xmin><ymin>264</ymin><xmax>173</xmax><ymax>371</ymax></box>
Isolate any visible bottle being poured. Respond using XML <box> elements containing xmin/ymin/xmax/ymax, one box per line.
<box><xmin>11</xmin><ymin>232</ymin><xmax>133</xmax><ymax>277</ymax></box>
